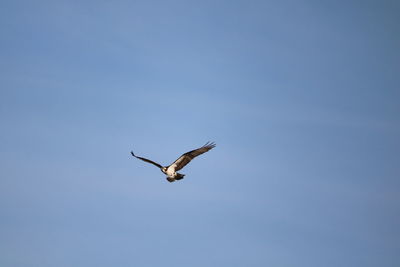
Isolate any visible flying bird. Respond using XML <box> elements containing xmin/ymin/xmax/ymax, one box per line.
<box><xmin>131</xmin><ymin>142</ymin><xmax>216</xmax><ymax>182</ymax></box>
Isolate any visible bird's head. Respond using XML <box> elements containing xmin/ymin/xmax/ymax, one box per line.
<box><xmin>162</xmin><ymin>167</ymin><xmax>168</xmax><ymax>173</ymax></box>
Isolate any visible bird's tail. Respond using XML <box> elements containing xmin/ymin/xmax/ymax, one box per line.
<box><xmin>175</xmin><ymin>173</ymin><xmax>185</xmax><ymax>180</ymax></box>
<box><xmin>166</xmin><ymin>174</ymin><xmax>185</xmax><ymax>183</ymax></box>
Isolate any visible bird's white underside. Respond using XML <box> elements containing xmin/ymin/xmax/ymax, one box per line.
<box><xmin>166</xmin><ymin>164</ymin><xmax>177</xmax><ymax>177</ymax></box>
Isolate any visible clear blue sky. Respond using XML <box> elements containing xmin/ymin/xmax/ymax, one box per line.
<box><xmin>1</xmin><ymin>1</ymin><xmax>399</xmax><ymax>266</ymax></box>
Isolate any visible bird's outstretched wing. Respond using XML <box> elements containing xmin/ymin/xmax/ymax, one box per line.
<box><xmin>170</xmin><ymin>142</ymin><xmax>216</xmax><ymax>171</ymax></box>
<box><xmin>131</xmin><ymin>151</ymin><xmax>163</xmax><ymax>169</ymax></box>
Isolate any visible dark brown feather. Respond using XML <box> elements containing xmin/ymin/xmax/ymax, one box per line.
<box><xmin>171</xmin><ymin>142</ymin><xmax>216</xmax><ymax>171</ymax></box>
<box><xmin>131</xmin><ymin>151</ymin><xmax>163</xmax><ymax>169</ymax></box>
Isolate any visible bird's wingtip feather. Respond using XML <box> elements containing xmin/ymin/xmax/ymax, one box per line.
<box><xmin>204</xmin><ymin>141</ymin><xmax>216</xmax><ymax>148</ymax></box>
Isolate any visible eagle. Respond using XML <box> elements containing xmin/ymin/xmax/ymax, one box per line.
<box><xmin>131</xmin><ymin>142</ymin><xmax>216</xmax><ymax>182</ymax></box>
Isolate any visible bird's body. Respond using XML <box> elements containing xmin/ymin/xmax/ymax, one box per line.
<box><xmin>162</xmin><ymin>165</ymin><xmax>184</xmax><ymax>181</ymax></box>
<box><xmin>131</xmin><ymin>142</ymin><xmax>216</xmax><ymax>182</ymax></box>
